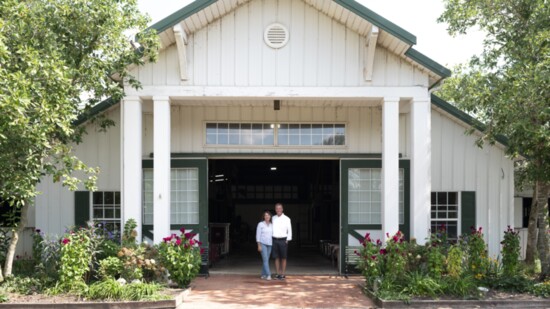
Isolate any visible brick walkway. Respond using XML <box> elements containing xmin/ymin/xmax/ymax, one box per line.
<box><xmin>179</xmin><ymin>275</ymin><xmax>375</xmax><ymax>309</ymax></box>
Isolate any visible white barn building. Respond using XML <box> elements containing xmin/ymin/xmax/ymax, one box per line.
<box><xmin>27</xmin><ymin>0</ymin><xmax>515</xmax><ymax>273</ymax></box>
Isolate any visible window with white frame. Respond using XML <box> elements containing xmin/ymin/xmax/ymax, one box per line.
<box><xmin>206</xmin><ymin>123</ymin><xmax>274</xmax><ymax>145</ymax></box>
<box><xmin>278</xmin><ymin>124</ymin><xmax>345</xmax><ymax>146</ymax></box>
<box><xmin>143</xmin><ymin>168</ymin><xmax>199</xmax><ymax>225</ymax></box>
<box><xmin>430</xmin><ymin>192</ymin><xmax>459</xmax><ymax>240</ymax></box>
<box><xmin>92</xmin><ymin>191</ymin><xmax>121</xmax><ymax>234</ymax></box>
<box><xmin>348</xmin><ymin>168</ymin><xmax>404</xmax><ymax>224</ymax></box>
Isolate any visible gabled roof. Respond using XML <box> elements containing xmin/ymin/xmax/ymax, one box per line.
<box><xmin>146</xmin><ymin>0</ymin><xmax>451</xmax><ymax>84</ymax></box>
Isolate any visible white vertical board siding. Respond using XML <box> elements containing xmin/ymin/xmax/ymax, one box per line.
<box><xmin>431</xmin><ymin>109</ymin><xmax>514</xmax><ymax>257</ymax></box>
<box><xmin>131</xmin><ymin>0</ymin><xmax>430</xmax><ymax>88</ymax></box>
<box><xmin>142</xmin><ymin>102</ymin><xmax>404</xmax><ymax>155</ymax></box>
<box><xmin>35</xmin><ymin>107</ymin><xmax>122</xmax><ymax>236</ymax></box>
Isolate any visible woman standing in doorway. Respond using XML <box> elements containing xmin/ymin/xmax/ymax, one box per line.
<box><xmin>256</xmin><ymin>210</ymin><xmax>273</xmax><ymax>280</ymax></box>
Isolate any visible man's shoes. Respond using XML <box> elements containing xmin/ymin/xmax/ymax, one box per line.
<box><xmin>265</xmin><ymin>276</ymin><xmax>272</xmax><ymax>281</ymax></box>
<box><xmin>276</xmin><ymin>275</ymin><xmax>285</xmax><ymax>280</ymax></box>
<box><xmin>260</xmin><ymin>275</ymin><xmax>266</xmax><ymax>279</ymax></box>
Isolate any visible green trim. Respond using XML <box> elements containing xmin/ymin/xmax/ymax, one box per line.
<box><xmin>431</xmin><ymin>94</ymin><xmax>509</xmax><ymax>147</ymax></box>
<box><xmin>74</xmin><ymin>191</ymin><xmax>90</xmax><ymax>227</ymax></box>
<box><xmin>461</xmin><ymin>191</ymin><xmax>476</xmax><ymax>236</ymax></box>
<box><xmin>349</xmin><ymin>230</ymin><xmax>365</xmax><ymax>242</ymax></box>
<box><xmin>141</xmin><ymin>159</ymin><xmax>209</xmax><ymax>249</ymax></box>
<box><xmin>349</xmin><ymin>224</ymin><xmax>382</xmax><ymax>230</ymax></box>
<box><xmin>332</xmin><ymin>0</ymin><xmax>416</xmax><ymax>45</ymax></box>
<box><xmin>147</xmin><ymin>0</ymin><xmax>218</xmax><ymax>34</ymax></box>
<box><xmin>405</xmin><ymin>48</ymin><xmax>451</xmax><ymax>78</ymax></box>
<box><xmin>73</xmin><ymin>97</ymin><xmax>118</xmax><ymax>126</ymax></box>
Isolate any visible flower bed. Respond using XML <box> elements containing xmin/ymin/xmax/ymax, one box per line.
<box><xmin>0</xmin><ymin>220</ymin><xmax>202</xmax><ymax>304</ymax></box>
<box><xmin>356</xmin><ymin>226</ymin><xmax>550</xmax><ymax>303</ymax></box>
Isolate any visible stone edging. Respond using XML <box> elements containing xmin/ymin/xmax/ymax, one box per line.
<box><xmin>0</xmin><ymin>287</ymin><xmax>191</xmax><ymax>309</ymax></box>
<box><xmin>360</xmin><ymin>284</ymin><xmax>550</xmax><ymax>308</ymax></box>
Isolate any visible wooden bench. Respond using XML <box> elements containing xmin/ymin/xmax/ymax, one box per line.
<box><xmin>344</xmin><ymin>246</ymin><xmax>362</xmax><ymax>277</ymax></box>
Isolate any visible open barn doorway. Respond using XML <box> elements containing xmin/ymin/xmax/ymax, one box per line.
<box><xmin>207</xmin><ymin>159</ymin><xmax>340</xmax><ymax>275</ymax></box>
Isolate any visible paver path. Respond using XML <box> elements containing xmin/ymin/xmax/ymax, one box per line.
<box><xmin>180</xmin><ymin>275</ymin><xmax>375</xmax><ymax>309</ymax></box>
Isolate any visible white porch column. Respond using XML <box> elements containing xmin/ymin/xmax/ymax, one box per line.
<box><xmin>153</xmin><ymin>96</ymin><xmax>171</xmax><ymax>244</ymax></box>
<box><xmin>410</xmin><ymin>97</ymin><xmax>431</xmax><ymax>244</ymax></box>
<box><xmin>382</xmin><ymin>97</ymin><xmax>400</xmax><ymax>238</ymax></box>
<box><xmin>121</xmin><ymin>96</ymin><xmax>143</xmax><ymax>242</ymax></box>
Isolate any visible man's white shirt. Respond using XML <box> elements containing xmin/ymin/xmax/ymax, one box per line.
<box><xmin>272</xmin><ymin>213</ymin><xmax>292</xmax><ymax>241</ymax></box>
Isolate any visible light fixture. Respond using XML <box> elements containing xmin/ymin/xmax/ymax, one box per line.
<box><xmin>274</xmin><ymin>100</ymin><xmax>280</xmax><ymax>110</ymax></box>
<box><xmin>215</xmin><ymin>174</ymin><xmax>224</xmax><ymax>178</ymax></box>
<box><xmin>271</xmin><ymin>167</ymin><xmax>277</xmax><ymax>171</ymax></box>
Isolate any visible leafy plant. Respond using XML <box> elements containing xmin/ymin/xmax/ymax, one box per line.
<box><xmin>98</xmin><ymin>257</ymin><xmax>123</xmax><ymax>280</ymax></box>
<box><xmin>403</xmin><ymin>272</ymin><xmax>443</xmax><ymax>297</ymax></box>
<box><xmin>0</xmin><ymin>276</ymin><xmax>46</xmax><ymax>295</ymax></box>
<box><xmin>58</xmin><ymin>230</ymin><xmax>92</xmax><ymax>288</ymax></box>
<box><xmin>501</xmin><ymin>226</ymin><xmax>521</xmax><ymax>276</ymax></box>
<box><xmin>158</xmin><ymin>228</ymin><xmax>202</xmax><ymax>287</ymax></box>
<box><xmin>86</xmin><ymin>279</ymin><xmax>122</xmax><ymax>300</ymax></box>
<box><xmin>0</xmin><ymin>293</ymin><xmax>7</xmax><ymax>303</ymax></box>
<box><xmin>442</xmin><ymin>274</ymin><xmax>477</xmax><ymax>297</ymax></box>
<box><xmin>121</xmin><ymin>282</ymin><xmax>166</xmax><ymax>301</ymax></box>
<box><xmin>122</xmin><ymin>219</ymin><xmax>138</xmax><ymax>248</ymax></box>
<box><xmin>356</xmin><ymin>233</ymin><xmax>382</xmax><ymax>289</ymax></box>
<box><xmin>446</xmin><ymin>245</ymin><xmax>464</xmax><ymax>279</ymax></box>
<box><xmin>530</xmin><ymin>281</ymin><xmax>550</xmax><ymax>298</ymax></box>
<box><xmin>465</xmin><ymin>227</ymin><xmax>488</xmax><ymax>280</ymax></box>
<box><xmin>382</xmin><ymin>231</ymin><xmax>408</xmax><ymax>283</ymax></box>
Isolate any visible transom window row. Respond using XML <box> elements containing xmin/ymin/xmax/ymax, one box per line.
<box><xmin>205</xmin><ymin>123</ymin><xmax>346</xmax><ymax>146</ymax></box>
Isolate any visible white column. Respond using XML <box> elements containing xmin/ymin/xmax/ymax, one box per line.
<box><xmin>382</xmin><ymin>97</ymin><xmax>400</xmax><ymax>238</ymax></box>
<box><xmin>153</xmin><ymin>96</ymin><xmax>171</xmax><ymax>244</ymax></box>
<box><xmin>410</xmin><ymin>97</ymin><xmax>431</xmax><ymax>244</ymax></box>
<box><xmin>121</xmin><ymin>96</ymin><xmax>143</xmax><ymax>242</ymax></box>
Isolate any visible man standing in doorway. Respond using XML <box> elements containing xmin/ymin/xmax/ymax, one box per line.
<box><xmin>272</xmin><ymin>203</ymin><xmax>292</xmax><ymax>280</ymax></box>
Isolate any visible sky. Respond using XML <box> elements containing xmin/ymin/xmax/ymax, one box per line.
<box><xmin>137</xmin><ymin>0</ymin><xmax>485</xmax><ymax>69</ymax></box>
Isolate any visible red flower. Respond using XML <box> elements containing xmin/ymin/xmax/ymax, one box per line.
<box><xmin>184</xmin><ymin>232</ymin><xmax>196</xmax><ymax>240</ymax></box>
<box><xmin>371</xmin><ymin>255</ymin><xmax>377</xmax><ymax>260</ymax></box>
<box><xmin>162</xmin><ymin>236</ymin><xmax>171</xmax><ymax>243</ymax></box>
<box><xmin>354</xmin><ymin>250</ymin><xmax>359</xmax><ymax>256</ymax></box>
<box><xmin>62</xmin><ymin>238</ymin><xmax>70</xmax><ymax>245</ymax></box>
<box><xmin>197</xmin><ymin>241</ymin><xmax>203</xmax><ymax>246</ymax></box>
<box><xmin>189</xmin><ymin>239</ymin><xmax>195</xmax><ymax>246</ymax></box>
<box><xmin>386</xmin><ymin>232</ymin><xmax>390</xmax><ymax>238</ymax></box>
<box><xmin>200</xmin><ymin>248</ymin><xmax>205</xmax><ymax>254</ymax></box>
<box><xmin>180</xmin><ymin>227</ymin><xmax>186</xmax><ymax>234</ymax></box>
<box><xmin>175</xmin><ymin>238</ymin><xmax>182</xmax><ymax>246</ymax></box>
<box><xmin>392</xmin><ymin>235</ymin><xmax>398</xmax><ymax>242</ymax></box>
<box><xmin>376</xmin><ymin>239</ymin><xmax>382</xmax><ymax>246</ymax></box>
<box><xmin>379</xmin><ymin>248</ymin><xmax>387</xmax><ymax>255</ymax></box>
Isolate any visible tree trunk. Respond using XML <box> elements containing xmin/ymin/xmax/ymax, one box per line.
<box><xmin>3</xmin><ymin>201</ymin><xmax>29</xmax><ymax>277</ymax></box>
<box><xmin>536</xmin><ymin>181</ymin><xmax>550</xmax><ymax>280</ymax></box>
<box><xmin>525</xmin><ymin>183</ymin><xmax>539</xmax><ymax>265</ymax></box>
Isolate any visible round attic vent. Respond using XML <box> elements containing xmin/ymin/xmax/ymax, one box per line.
<box><xmin>264</xmin><ymin>23</ymin><xmax>289</xmax><ymax>49</ymax></box>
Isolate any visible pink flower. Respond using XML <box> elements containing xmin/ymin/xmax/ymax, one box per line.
<box><xmin>162</xmin><ymin>236</ymin><xmax>171</xmax><ymax>243</ymax></box>
<box><xmin>180</xmin><ymin>227</ymin><xmax>185</xmax><ymax>234</ymax></box>
<box><xmin>175</xmin><ymin>238</ymin><xmax>182</xmax><ymax>246</ymax></box>
<box><xmin>189</xmin><ymin>239</ymin><xmax>195</xmax><ymax>246</ymax></box>
<box><xmin>184</xmin><ymin>232</ymin><xmax>196</xmax><ymax>240</ymax></box>
<box><xmin>62</xmin><ymin>238</ymin><xmax>70</xmax><ymax>245</ymax></box>
<box><xmin>197</xmin><ymin>241</ymin><xmax>203</xmax><ymax>246</ymax></box>
<box><xmin>392</xmin><ymin>235</ymin><xmax>398</xmax><ymax>242</ymax></box>
<box><xmin>171</xmin><ymin>233</ymin><xmax>177</xmax><ymax>239</ymax></box>
<box><xmin>379</xmin><ymin>248</ymin><xmax>387</xmax><ymax>255</ymax></box>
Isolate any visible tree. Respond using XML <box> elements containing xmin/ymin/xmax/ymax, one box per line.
<box><xmin>0</xmin><ymin>0</ymin><xmax>159</xmax><ymax>281</ymax></box>
<box><xmin>437</xmin><ymin>0</ymin><xmax>550</xmax><ymax>279</ymax></box>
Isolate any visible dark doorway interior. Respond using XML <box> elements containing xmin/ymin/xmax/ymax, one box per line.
<box><xmin>208</xmin><ymin>159</ymin><xmax>340</xmax><ymax>274</ymax></box>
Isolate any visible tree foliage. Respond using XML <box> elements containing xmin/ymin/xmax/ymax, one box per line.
<box><xmin>0</xmin><ymin>0</ymin><xmax>159</xmax><ymax>279</ymax></box>
<box><xmin>436</xmin><ymin>0</ymin><xmax>549</xmax><ymax>278</ymax></box>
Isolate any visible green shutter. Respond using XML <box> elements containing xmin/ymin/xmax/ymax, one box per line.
<box><xmin>74</xmin><ymin>191</ymin><xmax>90</xmax><ymax>227</ymax></box>
<box><xmin>461</xmin><ymin>191</ymin><xmax>476</xmax><ymax>235</ymax></box>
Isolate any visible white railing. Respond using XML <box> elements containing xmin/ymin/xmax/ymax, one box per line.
<box><xmin>517</xmin><ymin>227</ymin><xmax>536</xmax><ymax>260</ymax></box>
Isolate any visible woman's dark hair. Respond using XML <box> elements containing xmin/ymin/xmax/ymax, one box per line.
<box><xmin>261</xmin><ymin>210</ymin><xmax>272</xmax><ymax>222</ymax></box>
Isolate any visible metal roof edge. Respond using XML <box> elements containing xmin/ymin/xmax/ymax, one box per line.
<box><xmin>333</xmin><ymin>0</ymin><xmax>416</xmax><ymax>45</ymax></box>
<box><xmin>406</xmin><ymin>48</ymin><xmax>452</xmax><ymax>78</ymax></box>
<box><xmin>430</xmin><ymin>93</ymin><xmax>509</xmax><ymax>147</ymax></box>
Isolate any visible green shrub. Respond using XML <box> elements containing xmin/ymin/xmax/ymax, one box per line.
<box><xmin>98</xmin><ymin>257</ymin><xmax>123</xmax><ymax>279</ymax></box>
<box><xmin>121</xmin><ymin>282</ymin><xmax>166</xmax><ymax>301</ymax></box>
<box><xmin>427</xmin><ymin>246</ymin><xmax>445</xmax><ymax>278</ymax></box>
<box><xmin>59</xmin><ymin>230</ymin><xmax>92</xmax><ymax>287</ymax></box>
<box><xmin>403</xmin><ymin>272</ymin><xmax>443</xmax><ymax>297</ymax></box>
<box><xmin>122</xmin><ymin>219</ymin><xmax>138</xmax><ymax>248</ymax></box>
<box><xmin>86</xmin><ymin>279</ymin><xmax>167</xmax><ymax>301</ymax></box>
<box><xmin>356</xmin><ymin>233</ymin><xmax>381</xmax><ymax>289</ymax></box>
<box><xmin>86</xmin><ymin>279</ymin><xmax>123</xmax><ymax>300</ymax></box>
<box><xmin>382</xmin><ymin>231</ymin><xmax>407</xmax><ymax>283</ymax></box>
<box><xmin>158</xmin><ymin>228</ymin><xmax>202</xmax><ymax>287</ymax></box>
<box><xmin>0</xmin><ymin>276</ymin><xmax>45</xmax><ymax>295</ymax></box>
<box><xmin>465</xmin><ymin>227</ymin><xmax>489</xmax><ymax>281</ymax></box>
<box><xmin>442</xmin><ymin>274</ymin><xmax>477</xmax><ymax>297</ymax></box>
<box><xmin>501</xmin><ymin>226</ymin><xmax>521</xmax><ymax>276</ymax></box>
<box><xmin>0</xmin><ymin>293</ymin><xmax>8</xmax><ymax>303</ymax></box>
<box><xmin>446</xmin><ymin>245</ymin><xmax>464</xmax><ymax>279</ymax></box>
<box><xmin>530</xmin><ymin>281</ymin><xmax>550</xmax><ymax>298</ymax></box>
